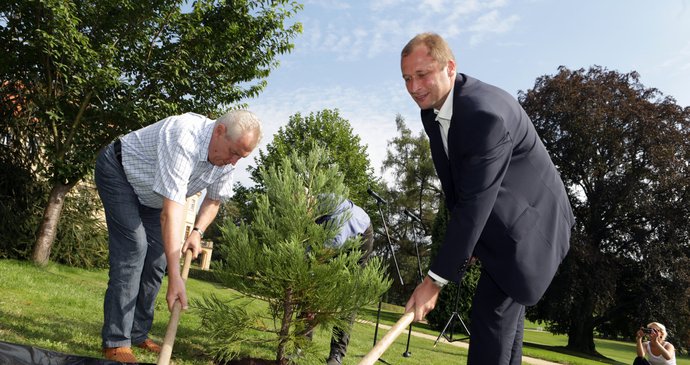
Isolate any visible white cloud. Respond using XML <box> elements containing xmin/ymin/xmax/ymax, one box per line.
<box><xmin>468</xmin><ymin>10</ymin><xmax>520</xmax><ymax>46</ymax></box>
<box><xmin>302</xmin><ymin>19</ymin><xmax>323</xmax><ymax>49</ymax></box>
<box><xmin>366</xmin><ymin>19</ymin><xmax>407</xmax><ymax>58</ymax></box>
<box><xmin>420</xmin><ymin>0</ymin><xmax>446</xmax><ymax>13</ymax></box>
<box><xmin>447</xmin><ymin>0</ymin><xmax>482</xmax><ymax>18</ymax></box>
<box><xmin>297</xmin><ymin>0</ymin><xmax>519</xmax><ymax>60</ymax></box>
<box><xmin>369</xmin><ymin>0</ymin><xmax>406</xmax><ymax>12</ymax></box>
<box><xmin>304</xmin><ymin>0</ymin><xmax>351</xmax><ymax>10</ymax></box>
<box><xmin>486</xmin><ymin>0</ymin><xmax>508</xmax><ymax>8</ymax></box>
<box><xmin>658</xmin><ymin>40</ymin><xmax>690</xmax><ymax>72</ymax></box>
<box><xmin>299</xmin><ymin>17</ymin><xmax>371</xmax><ymax>61</ymax></box>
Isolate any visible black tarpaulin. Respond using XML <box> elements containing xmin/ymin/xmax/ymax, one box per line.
<box><xmin>0</xmin><ymin>340</ymin><xmax>155</xmax><ymax>365</ymax></box>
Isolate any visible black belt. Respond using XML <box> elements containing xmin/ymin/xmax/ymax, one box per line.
<box><xmin>113</xmin><ymin>139</ymin><xmax>122</xmax><ymax>165</ymax></box>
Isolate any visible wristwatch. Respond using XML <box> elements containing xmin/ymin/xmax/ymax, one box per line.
<box><xmin>192</xmin><ymin>227</ymin><xmax>204</xmax><ymax>238</ymax></box>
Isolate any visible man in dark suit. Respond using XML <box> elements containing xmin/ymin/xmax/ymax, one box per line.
<box><xmin>401</xmin><ymin>32</ymin><xmax>575</xmax><ymax>365</ymax></box>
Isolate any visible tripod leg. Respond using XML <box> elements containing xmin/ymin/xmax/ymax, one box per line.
<box><xmin>376</xmin><ymin>203</ymin><xmax>404</xmax><ymax>286</ymax></box>
<box><xmin>458</xmin><ymin>316</ymin><xmax>471</xmax><ymax>337</ymax></box>
<box><xmin>372</xmin><ymin>299</ymin><xmax>395</xmax><ymax>364</ymax></box>
<box><xmin>373</xmin><ymin>298</ymin><xmax>382</xmax><ymax>346</ymax></box>
<box><xmin>443</xmin><ymin>312</ymin><xmax>463</xmax><ymax>342</ymax></box>
<box><xmin>434</xmin><ymin>312</ymin><xmax>458</xmax><ymax>347</ymax></box>
<box><xmin>402</xmin><ymin>324</ymin><xmax>413</xmax><ymax>357</ymax></box>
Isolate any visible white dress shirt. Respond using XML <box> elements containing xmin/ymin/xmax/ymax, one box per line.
<box><xmin>428</xmin><ymin>84</ymin><xmax>455</xmax><ymax>286</ymax></box>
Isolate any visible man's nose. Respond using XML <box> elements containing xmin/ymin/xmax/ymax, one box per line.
<box><xmin>409</xmin><ymin>78</ymin><xmax>421</xmax><ymax>93</ymax></box>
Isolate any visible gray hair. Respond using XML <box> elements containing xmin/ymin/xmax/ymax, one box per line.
<box><xmin>215</xmin><ymin>109</ymin><xmax>263</xmax><ymax>144</ymax></box>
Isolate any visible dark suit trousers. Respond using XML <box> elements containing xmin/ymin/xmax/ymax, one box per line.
<box><xmin>468</xmin><ymin>270</ymin><xmax>525</xmax><ymax>365</ymax></box>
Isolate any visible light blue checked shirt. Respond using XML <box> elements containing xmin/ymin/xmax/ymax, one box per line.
<box><xmin>319</xmin><ymin>196</ymin><xmax>371</xmax><ymax>249</ymax></box>
<box><xmin>120</xmin><ymin>112</ymin><xmax>235</xmax><ymax>208</ymax></box>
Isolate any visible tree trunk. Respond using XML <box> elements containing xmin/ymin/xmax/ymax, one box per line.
<box><xmin>566</xmin><ymin>288</ymin><xmax>597</xmax><ymax>354</ymax></box>
<box><xmin>276</xmin><ymin>288</ymin><xmax>294</xmax><ymax>364</ymax></box>
<box><xmin>32</xmin><ymin>181</ymin><xmax>76</xmax><ymax>266</ymax></box>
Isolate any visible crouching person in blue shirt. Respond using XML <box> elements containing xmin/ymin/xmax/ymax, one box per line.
<box><xmin>313</xmin><ymin>195</ymin><xmax>374</xmax><ymax>365</ymax></box>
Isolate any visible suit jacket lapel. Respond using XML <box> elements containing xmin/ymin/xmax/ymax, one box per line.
<box><xmin>421</xmin><ymin>109</ymin><xmax>455</xmax><ymax>208</ymax></box>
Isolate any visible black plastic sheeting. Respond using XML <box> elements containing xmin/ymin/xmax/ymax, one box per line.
<box><xmin>0</xmin><ymin>340</ymin><xmax>155</xmax><ymax>365</ymax></box>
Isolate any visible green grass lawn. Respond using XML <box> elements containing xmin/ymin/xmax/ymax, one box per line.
<box><xmin>0</xmin><ymin>259</ymin><xmax>688</xmax><ymax>365</ymax></box>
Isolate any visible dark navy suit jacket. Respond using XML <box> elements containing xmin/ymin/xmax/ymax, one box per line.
<box><xmin>422</xmin><ymin>74</ymin><xmax>575</xmax><ymax>306</ymax></box>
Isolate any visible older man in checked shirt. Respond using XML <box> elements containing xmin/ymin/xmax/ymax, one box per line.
<box><xmin>94</xmin><ymin>110</ymin><xmax>262</xmax><ymax>363</ymax></box>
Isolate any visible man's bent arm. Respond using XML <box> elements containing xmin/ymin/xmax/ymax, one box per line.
<box><xmin>161</xmin><ymin>198</ymin><xmax>187</xmax><ymax>311</ymax></box>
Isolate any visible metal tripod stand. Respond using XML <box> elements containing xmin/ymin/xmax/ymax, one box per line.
<box><xmin>369</xmin><ymin>191</ymin><xmax>403</xmax><ymax>365</ymax></box>
<box><xmin>401</xmin><ymin>209</ymin><xmax>424</xmax><ymax>358</ymax></box>
<box><xmin>433</xmin><ymin>282</ymin><xmax>471</xmax><ymax>346</ymax></box>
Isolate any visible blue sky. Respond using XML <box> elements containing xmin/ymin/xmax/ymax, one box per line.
<box><xmin>237</xmin><ymin>0</ymin><xmax>690</xmax><ymax>187</ymax></box>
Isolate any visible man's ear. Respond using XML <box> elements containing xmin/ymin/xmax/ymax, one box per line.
<box><xmin>214</xmin><ymin>123</ymin><xmax>226</xmax><ymax>137</ymax></box>
<box><xmin>447</xmin><ymin>59</ymin><xmax>456</xmax><ymax>77</ymax></box>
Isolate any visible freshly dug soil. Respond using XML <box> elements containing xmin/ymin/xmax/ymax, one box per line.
<box><xmin>223</xmin><ymin>358</ymin><xmax>282</xmax><ymax>365</ymax></box>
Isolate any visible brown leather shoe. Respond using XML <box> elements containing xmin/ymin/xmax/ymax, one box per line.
<box><xmin>136</xmin><ymin>338</ymin><xmax>162</xmax><ymax>354</ymax></box>
<box><xmin>103</xmin><ymin>347</ymin><xmax>138</xmax><ymax>363</ymax></box>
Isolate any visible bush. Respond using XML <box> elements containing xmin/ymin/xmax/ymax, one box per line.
<box><xmin>0</xmin><ymin>159</ymin><xmax>108</xmax><ymax>268</ymax></box>
<box><xmin>0</xmin><ymin>159</ymin><xmax>47</xmax><ymax>259</ymax></box>
<box><xmin>51</xmin><ymin>180</ymin><xmax>109</xmax><ymax>269</ymax></box>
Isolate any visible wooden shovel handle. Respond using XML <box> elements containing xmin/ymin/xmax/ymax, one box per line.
<box><xmin>358</xmin><ymin>312</ymin><xmax>415</xmax><ymax>365</ymax></box>
<box><xmin>157</xmin><ymin>249</ymin><xmax>194</xmax><ymax>365</ymax></box>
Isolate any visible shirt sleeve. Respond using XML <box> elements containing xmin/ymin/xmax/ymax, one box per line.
<box><xmin>329</xmin><ymin>201</ymin><xmax>371</xmax><ymax>248</ymax></box>
<box><xmin>152</xmin><ymin>120</ymin><xmax>196</xmax><ymax>205</ymax></box>
<box><xmin>428</xmin><ymin>270</ymin><xmax>450</xmax><ymax>286</ymax></box>
<box><xmin>205</xmin><ymin>170</ymin><xmax>235</xmax><ymax>202</ymax></box>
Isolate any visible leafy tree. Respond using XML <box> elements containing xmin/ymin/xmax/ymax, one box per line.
<box><xmin>0</xmin><ymin>83</ymin><xmax>106</xmax><ymax>266</ymax></box>
<box><xmin>378</xmin><ymin>115</ymin><xmax>442</xmax><ymax>302</ymax></box>
<box><xmin>519</xmin><ymin>66</ymin><xmax>690</xmax><ymax>354</ymax></box>
<box><xmin>381</xmin><ymin>115</ymin><xmax>440</xmax><ymax>225</ymax></box>
<box><xmin>197</xmin><ymin>146</ymin><xmax>390</xmax><ymax>364</ymax></box>
<box><xmin>228</xmin><ymin>108</ymin><xmax>390</xmax><ymax>294</ymax></box>
<box><xmin>248</xmin><ymin>109</ymin><xmax>377</xmax><ymax>205</ymax></box>
<box><xmin>0</xmin><ymin>0</ymin><xmax>302</xmax><ymax>265</ymax></box>
<box><xmin>0</xmin><ymin>79</ymin><xmax>47</xmax><ymax>258</ymax></box>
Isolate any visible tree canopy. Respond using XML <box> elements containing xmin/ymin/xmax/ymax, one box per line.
<box><xmin>520</xmin><ymin>65</ymin><xmax>690</xmax><ymax>354</ymax></box>
<box><xmin>248</xmin><ymin>109</ymin><xmax>377</xmax><ymax>205</ymax></box>
<box><xmin>0</xmin><ymin>0</ymin><xmax>303</xmax><ymax>264</ymax></box>
<box><xmin>382</xmin><ymin>115</ymin><xmax>440</xmax><ymax>224</ymax></box>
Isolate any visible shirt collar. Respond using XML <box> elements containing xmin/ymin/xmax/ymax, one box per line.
<box><xmin>434</xmin><ymin>83</ymin><xmax>455</xmax><ymax>121</ymax></box>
